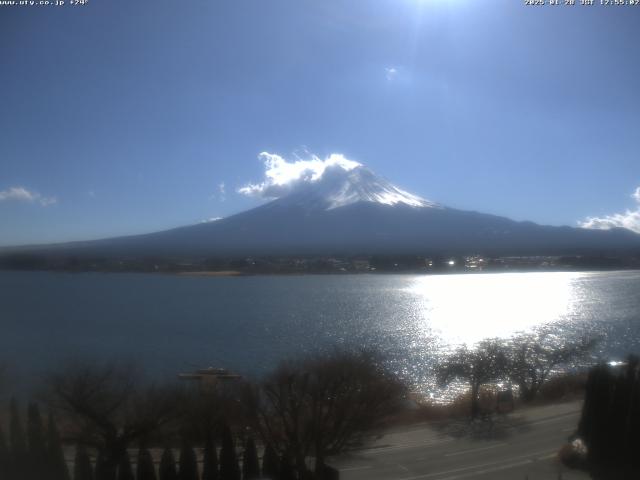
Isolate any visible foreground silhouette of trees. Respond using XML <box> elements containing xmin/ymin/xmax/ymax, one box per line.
<box><xmin>242</xmin><ymin>437</ymin><xmax>260</xmax><ymax>480</ymax></box>
<box><xmin>48</xmin><ymin>411</ymin><xmax>71</xmax><ymax>480</ymax></box>
<box><xmin>201</xmin><ymin>431</ymin><xmax>218</xmax><ymax>480</ymax></box>
<box><xmin>219</xmin><ymin>424</ymin><xmax>241</xmax><ymax>480</ymax></box>
<box><xmin>27</xmin><ymin>403</ymin><xmax>47</xmax><ymax>478</ymax></box>
<box><xmin>136</xmin><ymin>444</ymin><xmax>156</xmax><ymax>480</ymax></box>
<box><xmin>74</xmin><ymin>445</ymin><xmax>94</xmax><ymax>480</ymax></box>
<box><xmin>437</xmin><ymin>331</ymin><xmax>597</xmax><ymax>418</ymax></box>
<box><xmin>0</xmin><ymin>425</ymin><xmax>9</xmax><ymax>480</ymax></box>
<box><xmin>246</xmin><ymin>350</ymin><xmax>407</xmax><ymax>476</ymax></box>
<box><xmin>577</xmin><ymin>356</ymin><xmax>640</xmax><ymax>479</ymax></box>
<box><xmin>437</xmin><ymin>340</ymin><xmax>507</xmax><ymax>419</ymax></box>
<box><xmin>261</xmin><ymin>443</ymin><xmax>279</xmax><ymax>479</ymax></box>
<box><xmin>178</xmin><ymin>439</ymin><xmax>198</xmax><ymax>480</ymax></box>
<box><xmin>0</xmin><ymin>338</ymin><xmax>600</xmax><ymax>479</ymax></box>
<box><xmin>0</xmin><ymin>402</ymin><xmax>70</xmax><ymax>480</ymax></box>
<box><xmin>504</xmin><ymin>331</ymin><xmax>596</xmax><ymax>403</ymax></box>
<box><xmin>117</xmin><ymin>451</ymin><xmax>135</xmax><ymax>480</ymax></box>
<box><xmin>47</xmin><ymin>362</ymin><xmax>181</xmax><ymax>479</ymax></box>
<box><xmin>9</xmin><ymin>397</ymin><xmax>27</xmax><ymax>476</ymax></box>
<box><xmin>158</xmin><ymin>448</ymin><xmax>177</xmax><ymax>480</ymax></box>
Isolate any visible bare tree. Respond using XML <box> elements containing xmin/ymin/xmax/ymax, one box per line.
<box><xmin>437</xmin><ymin>340</ymin><xmax>507</xmax><ymax>419</ymax></box>
<box><xmin>178</xmin><ymin>378</ymin><xmax>247</xmax><ymax>445</ymax></box>
<box><xmin>46</xmin><ymin>362</ymin><xmax>181</xmax><ymax>476</ymax></box>
<box><xmin>249</xmin><ymin>350</ymin><xmax>407</xmax><ymax>475</ymax></box>
<box><xmin>505</xmin><ymin>331</ymin><xmax>596</xmax><ymax>402</ymax></box>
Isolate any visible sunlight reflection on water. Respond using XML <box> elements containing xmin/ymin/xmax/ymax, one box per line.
<box><xmin>405</xmin><ymin>272</ymin><xmax>582</xmax><ymax>346</ymax></box>
<box><xmin>1</xmin><ymin>270</ymin><xmax>639</xmax><ymax>399</ymax></box>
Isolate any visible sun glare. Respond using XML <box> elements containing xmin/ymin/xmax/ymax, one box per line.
<box><xmin>406</xmin><ymin>272</ymin><xmax>581</xmax><ymax>345</ymax></box>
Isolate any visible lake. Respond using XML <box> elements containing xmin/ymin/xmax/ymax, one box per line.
<box><xmin>1</xmin><ymin>270</ymin><xmax>639</xmax><ymax>395</ymax></box>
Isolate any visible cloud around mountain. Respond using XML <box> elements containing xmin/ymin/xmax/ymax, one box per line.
<box><xmin>580</xmin><ymin>186</ymin><xmax>640</xmax><ymax>233</ymax></box>
<box><xmin>238</xmin><ymin>152</ymin><xmax>362</xmax><ymax>199</ymax></box>
<box><xmin>239</xmin><ymin>153</ymin><xmax>640</xmax><ymax>235</ymax></box>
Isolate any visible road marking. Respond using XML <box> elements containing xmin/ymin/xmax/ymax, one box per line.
<box><xmin>525</xmin><ymin>411</ymin><xmax>580</xmax><ymax>427</ymax></box>
<box><xmin>340</xmin><ymin>465</ymin><xmax>373</xmax><ymax>472</ymax></box>
<box><xmin>443</xmin><ymin>442</ymin><xmax>507</xmax><ymax>457</ymax></box>
<box><xmin>364</xmin><ymin>438</ymin><xmax>455</xmax><ymax>454</ymax></box>
<box><xmin>537</xmin><ymin>453</ymin><xmax>557</xmax><ymax>460</ymax></box>
<box><xmin>436</xmin><ymin>459</ymin><xmax>534</xmax><ymax>480</ymax></box>
<box><xmin>396</xmin><ymin>449</ymin><xmax>556</xmax><ymax>480</ymax></box>
<box><xmin>438</xmin><ymin>453</ymin><xmax>557</xmax><ymax>480</ymax></box>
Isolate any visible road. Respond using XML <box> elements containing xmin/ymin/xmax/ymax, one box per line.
<box><xmin>330</xmin><ymin>401</ymin><xmax>589</xmax><ymax>480</ymax></box>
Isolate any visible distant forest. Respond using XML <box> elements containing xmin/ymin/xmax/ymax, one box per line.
<box><xmin>1</xmin><ymin>252</ymin><xmax>638</xmax><ymax>275</ymax></box>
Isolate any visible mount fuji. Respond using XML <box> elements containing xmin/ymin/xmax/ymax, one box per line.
<box><xmin>5</xmin><ymin>162</ymin><xmax>640</xmax><ymax>259</ymax></box>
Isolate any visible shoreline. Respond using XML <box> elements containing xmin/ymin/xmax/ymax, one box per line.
<box><xmin>176</xmin><ymin>270</ymin><xmax>245</xmax><ymax>277</ymax></box>
<box><xmin>2</xmin><ymin>266</ymin><xmax>639</xmax><ymax>278</ymax></box>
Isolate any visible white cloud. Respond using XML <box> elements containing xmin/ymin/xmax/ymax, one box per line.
<box><xmin>201</xmin><ymin>217</ymin><xmax>223</xmax><ymax>223</ymax></box>
<box><xmin>385</xmin><ymin>66</ymin><xmax>398</xmax><ymax>81</ymax></box>
<box><xmin>38</xmin><ymin>196</ymin><xmax>58</xmax><ymax>207</ymax></box>
<box><xmin>0</xmin><ymin>186</ymin><xmax>57</xmax><ymax>206</ymax></box>
<box><xmin>209</xmin><ymin>182</ymin><xmax>227</xmax><ymax>202</ymax></box>
<box><xmin>0</xmin><ymin>186</ymin><xmax>36</xmax><ymax>202</ymax></box>
<box><xmin>238</xmin><ymin>152</ymin><xmax>361</xmax><ymax>199</ymax></box>
<box><xmin>580</xmin><ymin>186</ymin><xmax>640</xmax><ymax>233</ymax></box>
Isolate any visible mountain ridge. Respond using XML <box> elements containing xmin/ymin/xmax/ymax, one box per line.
<box><xmin>2</xmin><ymin>164</ymin><xmax>640</xmax><ymax>259</ymax></box>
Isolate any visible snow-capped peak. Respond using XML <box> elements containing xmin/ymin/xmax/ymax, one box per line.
<box><xmin>274</xmin><ymin>164</ymin><xmax>438</xmax><ymax>211</ymax></box>
<box><xmin>238</xmin><ymin>152</ymin><xmax>438</xmax><ymax>211</ymax></box>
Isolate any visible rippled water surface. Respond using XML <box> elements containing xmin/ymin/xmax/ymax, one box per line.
<box><xmin>1</xmin><ymin>270</ymin><xmax>639</xmax><ymax>391</ymax></box>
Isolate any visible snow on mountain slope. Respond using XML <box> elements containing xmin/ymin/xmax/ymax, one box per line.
<box><xmin>270</xmin><ymin>163</ymin><xmax>440</xmax><ymax>211</ymax></box>
<box><xmin>238</xmin><ymin>152</ymin><xmax>438</xmax><ymax>211</ymax></box>
<box><xmin>4</xmin><ymin>154</ymin><xmax>640</xmax><ymax>258</ymax></box>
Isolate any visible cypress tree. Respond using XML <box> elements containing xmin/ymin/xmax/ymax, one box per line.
<box><xmin>578</xmin><ymin>359</ymin><xmax>640</xmax><ymax>475</ymax></box>
<box><xmin>74</xmin><ymin>444</ymin><xmax>94</xmax><ymax>480</ymax></box>
<box><xmin>95</xmin><ymin>450</ymin><xmax>117</xmax><ymax>480</ymax></box>
<box><xmin>219</xmin><ymin>425</ymin><xmax>240</xmax><ymax>480</ymax></box>
<box><xmin>201</xmin><ymin>432</ymin><xmax>218</xmax><ymax>480</ymax></box>
<box><xmin>580</xmin><ymin>364</ymin><xmax>614</xmax><ymax>468</ymax></box>
<box><xmin>629</xmin><ymin>359</ymin><xmax>640</xmax><ymax>472</ymax></box>
<box><xmin>261</xmin><ymin>444</ymin><xmax>279</xmax><ymax>480</ymax></box>
<box><xmin>27</xmin><ymin>403</ymin><xmax>47</xmax><ymax>478</ymax></box>
<box><xmin>178</xmin><ymin>440</ymin><xmax>198</xmax><ymax>480</ymax></box>
<box><xmin>278</xmin><ymin>452</ymin><xmax>295</xmax><ymax>480</ymax></box>
<box><xmin>47</xmin><ymin>412</ymin><xmax>71</xmax><ymax>480</ymax></box>
<box><xmin>159</xmin><ymin>448</ymin><xmax>178</xmax><ymax>480</ymax></box>
<box><xmin>608</xmin><ymin>367</ymin><xmax>629</xmax><ymax>464</ymax></box>
<box><xmin>0</xmin><ymin>424</ymin><xmax>9</xmax><ymax>480</ymax></box>
<box><xmin>117</xmin><ymin>450</ymin><xmax>135</xmax><ymax>480</ymax></box>
<box><xmin>137</xmin><ymin>445</ymin><xmax>157</xmax><ymax>480</ymax></box>
<box><xmin>242</xmin><ymin>437</ymin><xmax>260</xmax><ymax>480</ymax></box>
<box><xmin>9</xmin><ymin>398</ymin><xmax>27</xmax><ymax>476</ymax></box>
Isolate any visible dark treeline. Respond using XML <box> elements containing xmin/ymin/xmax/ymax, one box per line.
<box><xmin>0</xmin><ymin>413</ymin><xmax>320</xmax><ymax>480</ymax></box>
<box><xmin>0</xmin><ymin>400</ymin><xmax>68</xmax><ymax>480</ymax></box>
<box><xmin>1</xmin><ymin>251</ymin><xmax>638</xmax><ymax>275</ymax></box>
<box><xmin>437</xmin><ymin>331</ymin><xmax>596</xmax><ymax>419</ymax></box>
<box><xmin>0</xmin><ymin>350</ymin><xmax>402</xmax><ymax>480</ymax></box>
<box><xmin>0</xmin><ymin>334</ymin><xmax>599</xmax><ymax>480</ymax></box>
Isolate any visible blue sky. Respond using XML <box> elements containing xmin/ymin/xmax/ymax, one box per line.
<box><xmin>1</xmin><ymin>0</ymin><xmax>640</xmax><ymax>246</ymax></box>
